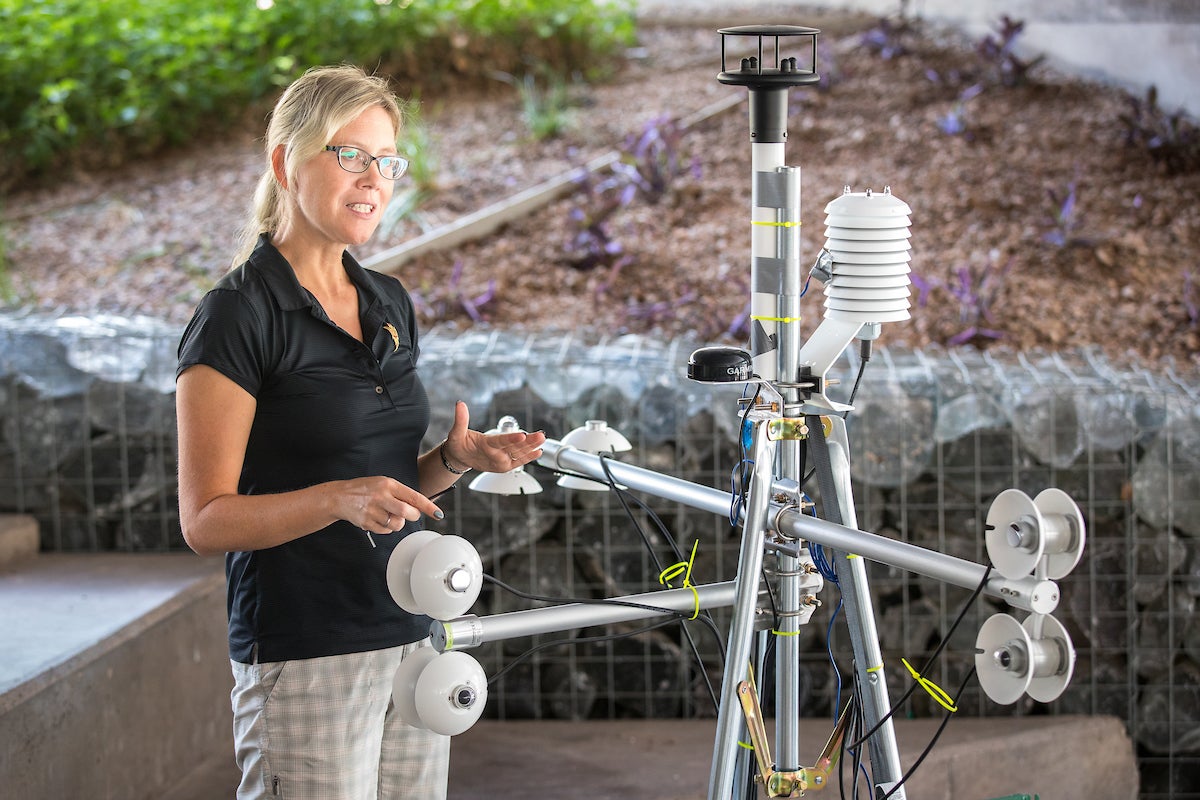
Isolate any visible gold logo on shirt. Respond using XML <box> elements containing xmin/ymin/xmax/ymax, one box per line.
<box><xmin>383</xmin><ymin>322</ymin><xmax>400</xmax><ymax>352</ymax></box>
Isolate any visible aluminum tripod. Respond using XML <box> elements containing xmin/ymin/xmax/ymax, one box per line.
<box><xmin>388</xmin><ymin>23</ymin><xmax>1085</xmax><ymax>800</ymax></box>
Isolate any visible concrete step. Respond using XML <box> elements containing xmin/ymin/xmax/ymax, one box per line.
<box><xmin>0</xmin><ymin>514</ymin><xmax>38</xmax><ymax>569</ymax></box>
<box><xmin>0</xmin><ymin>552</ymin><xmax>228</xmax><ymax>800</ymax></box>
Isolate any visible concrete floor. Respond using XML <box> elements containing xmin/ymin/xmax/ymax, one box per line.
<box><xmin>173</xmin><ymin>715</ymin><xmax>1139</xmax><ymax>800</ymax></box>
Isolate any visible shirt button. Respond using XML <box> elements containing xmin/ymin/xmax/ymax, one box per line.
<box><xmin>375</xmin><ymin>385</ymin><xmax>384</xmax><ymax>395</ymax></box>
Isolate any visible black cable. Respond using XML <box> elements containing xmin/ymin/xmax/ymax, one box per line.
<box><xmin>597</xmin><ymin>454</ymin><xmax>670</xmax><ymax>574</ymax></box>
<box><xmin>845</xmin><ymin>564</ymin><xmax>993</xmax><ymax>753</ymax></box>
<box><xmin>733</xmin><ymin>383</ymin><xmax>760</xmax><ymax>517</ymax></box>
<box><xmin>589</xmin><ymin>477</ymin><xmax>729</xmax><ymax>663</ymax></box>
<box><xmin>837</xmin><ymin>692</ymin><xmax>852</xmax><ymax>800</ymax></box>
<box><xmin>850</xmin><ymin>666</ymin><xmax>867</xmax><ymax>800</ymax></box>
<box><xmin>540</xmin><ymin>447</ymin><xmax>731</xmax><ymax>712</ymax></box>
<box><xmin>879</xmin><ymin>666</ymin><xmax>978</xmax><ymax>800</ymax></box>
<box><xmin>761</xmin><ymin>560</ymin><xmax>780</xmax><ymax>624</ymax></box>
<box><xmin>842</xmin><ymin>338</ymin><xmax>873</xmax><ymax>417</ymax></box>
<box><xmin>596</xmin><ymin>453</ymin><xmax>726</xmax><ymax>709</ymax></box>
<box><xmin>570</xmin><ymin>456</ymin><xmax>733</xmax><ymax>700</ymax></box>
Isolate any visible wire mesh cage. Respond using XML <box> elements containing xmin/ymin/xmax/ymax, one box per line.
<box><xmin>1</xmin><ymin>319</ymin><xmax>1197</xmax><ymax>796</ymax></box>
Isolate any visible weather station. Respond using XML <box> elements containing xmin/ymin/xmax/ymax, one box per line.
<box><xmin>385</xmin><ymin>24</ymin><xmax>1084</xmax><ymax>800</ymax></box>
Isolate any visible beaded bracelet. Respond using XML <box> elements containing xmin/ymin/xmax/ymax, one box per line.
<box><xmin>439</xmin><ymin>441</ymin><xmax>469</xmax><ymax>475</ymax></box>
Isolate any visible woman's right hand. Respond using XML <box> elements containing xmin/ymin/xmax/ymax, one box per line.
<box><xmin>179</xmin><ymin>365</ymin><xmax>444</xmax><ymax>556</ymax></box>
<box><xmin>334</xmin><ymin>475</ymin><xmax>445</xmax><ymax>534</ymax></box>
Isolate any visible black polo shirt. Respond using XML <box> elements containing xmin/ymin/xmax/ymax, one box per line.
<box><xmin>177</xmin><ymin>234</ymin><xmax>432</xmax><ymax>663</ymax></box>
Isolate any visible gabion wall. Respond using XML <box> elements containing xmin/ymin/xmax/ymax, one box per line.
<box><xmin>1</xmin><ymin>314</ymin><xmax>1197</xmax><ymax>798</ymax></box>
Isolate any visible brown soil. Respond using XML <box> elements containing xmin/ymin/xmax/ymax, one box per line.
<box><xmin>5</xmin><ymin>8</ymin><xmax>1199</xmax><ymax>372</ymax></box>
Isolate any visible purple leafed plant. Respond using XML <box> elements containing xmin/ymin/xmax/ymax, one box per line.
<box><xmin>563</xmin><ymin>114</ymin><xmax>694</xmax><ymax>271</ymax></box>
<box><xmin>976</xmin><ymin>15</ymin><xmax>1044</xmax><ymax>87</ymax></box>
<box><xmin>1044</xmin><ymin>181</ymin><xmax>1081</xmax><ymax>247</ymax></box>
<box><xmin>944</xmin><ymin>258</ymin><xmax>1012</xmax><ymax>345</ymax></box>
<box><xmin>908</xmin><ymin>272</ymin><xmax>935</xmax><ymax>307</ymax></box>
<box><xmin>726</xmin><ymin>299</ymin><xmax>752</xmax><ymax>340</ymax></box>
<box><xmin>460</xmin><ymin>282</ymin><xmax>497</xmax><ymax>323</ymax></box>
<box><xmin>618</xmin><ymin>115</ymin><xmax>690</xmax><ymax>204</ymax></box>
<box><xmin>411</xmin><ymin>259</ymin><xmax>497</xmax><ymax>323</ymax></box>
<box><xmin>1185</xmin><ymin>269</ymin><xmax>1199</xmax><ymax>328</ymax></box>
<box><xmin>564</xmin><ymin>170</ymin><xmax>637</xmax><ymax>270</ymax></box>
<box><xmin>1119</xmin><ymin>86</ymin><xmax>1200</xmax><ymax>175</ymax></box>
<box><xmin>860</xmin><ymin>16</ymin><xmax>913</xmax><ymax>60</ymax></box>
<box><xmin>936</xmin><ymin>83</ymin><xmax>984</xmax><ymax>137</ymax></box>
<box><xmin>624</xmin><ymin>289</ymin><xmax>699</xmax><ymax>326</ymax></box>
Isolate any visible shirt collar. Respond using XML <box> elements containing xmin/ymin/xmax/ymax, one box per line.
<box><xmin>248</xmin><ymin>233</ymin><xmax>382</xmax><ymax>317</ymax></box>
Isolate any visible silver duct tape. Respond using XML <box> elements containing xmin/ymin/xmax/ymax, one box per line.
<box><xmin>753</xmin><ymin>256</ymin><xmax>787</xmax><ymax>294</ymax></box>
<box><xmin>753</xmin><ymin>167</ymin><xmax>801</xmax><ymax>210</ymax></box>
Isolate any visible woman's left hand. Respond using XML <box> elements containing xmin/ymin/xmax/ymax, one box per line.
<box><xmin>441</xmin><ymin>401</ymin><xmax>546</xmax><ymax>473</ymax></box>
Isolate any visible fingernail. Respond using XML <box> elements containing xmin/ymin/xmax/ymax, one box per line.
<box><xmin>433</xmin><ymin>510</ymin><xmax>445</xmax><ymax>520</ymax></box>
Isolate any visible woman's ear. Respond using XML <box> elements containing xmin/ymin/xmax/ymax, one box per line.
<box><xmin>270</xmin><ymin>144</ymin><xmax>288</xmax><ymax>189</ymax></box>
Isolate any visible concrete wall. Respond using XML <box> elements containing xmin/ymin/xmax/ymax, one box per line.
<box><xmin>813</xmin><ymin>0</ymin><xmax>1200</xmax><ymax>115</ymax></box>
<box><xmin>0</xmin><ymin>558</ymin><xmax>232</xmax><ymax>800</ymax></box>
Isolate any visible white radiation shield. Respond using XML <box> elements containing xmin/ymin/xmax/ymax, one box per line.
<box><xmin>410</xmin><ymin>534</ymin><xmax>484</xmax><ymax>621</ymax></box>
<box><xmin>386</xmin><ymin>530</ymin><xmax>440</xmax><ymax>614</ymax></box>
<box><xmin>414</xmin><ymin>650</ymin><xmax>489</xmax><ymax>736</ymax></box>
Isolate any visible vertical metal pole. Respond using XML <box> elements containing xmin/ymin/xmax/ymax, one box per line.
<box><xmin>748</xmin><ymin>105</ymin><xmax>788</xmax><ymax>382</ymax></box>
<box><xmin>707</xmin><ymin>422</ymin><xmax>777</xmax><ymax>800</ymax></box>
<box><xmin>771</xmin><ymin>165</ymin><xmax>804</xmax><ymax>773</ymax></box>
<box><xmin>824</xmin><ymin>416</ymin><xmax>907</xmax><ymax>798</ymax></box>
<box><xmin>715</xmin><ymin>27</ymin><xmax>825</xmax><ymax>797</ymax></box>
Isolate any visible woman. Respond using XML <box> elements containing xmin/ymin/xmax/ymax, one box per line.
<box><xmin>176</xmin><ymin>64</ymin><xmax>544</xmax><ymax>799</ymax></box>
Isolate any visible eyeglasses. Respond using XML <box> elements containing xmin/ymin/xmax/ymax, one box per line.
<box><xmin>323</xmin><ymin>145</ymin><xmax>408</xmax><ymax>180</ymax></box>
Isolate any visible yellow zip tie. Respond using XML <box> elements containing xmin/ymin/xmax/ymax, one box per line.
<box><xmin>866</xmin><ymin>663</ymin><xmax>884</xmax><ymax>673</ymax></box>
<box><xmin>901</xmin><ymin>657</ymin><xmax>958</xmax><ymax>712</ymax></box>
<box><xmin>771</xmin><ymin>629</ymin><xmax>801</xmax><ymax>637</ymax></box>
<box><xmin>738</xmin><ymin>740</ymin><xmax>756</xmax><ymax>750</ymax></box>
<box><xmin>846</xmin><ymin>554</ymin><xmax>860</xmax><ymax>560</ymax></box>
<box><xmin>751</xmin><ymin>220</ymin><xmax>801</xmax><ymax>227</ymax></box>
<box><xmin>749</xmin><ymin>314</ymin><xmax>803</xmax><ymax>324</ymax></box>
<box><xmin>658</xmin><ymin>540</ymin><xmax>701</xmax><ymax>620</ymax></box>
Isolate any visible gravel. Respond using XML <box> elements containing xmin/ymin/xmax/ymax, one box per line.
<box><xmin>4</xmin><ymin>7</ymin><xmax>1198</xmax><ymax>371</ymax></box>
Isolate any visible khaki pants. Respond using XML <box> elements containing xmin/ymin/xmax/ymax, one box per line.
<box><xmin>230</xmin><ymin>640</ymin><xmax>451</xmax><ymax>800</ymax></box>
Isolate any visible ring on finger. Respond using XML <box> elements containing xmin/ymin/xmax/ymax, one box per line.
<box><xmin>385</xmin><ymin>514</ymin><xmax>392</xmax><ymax>528</ymax></box>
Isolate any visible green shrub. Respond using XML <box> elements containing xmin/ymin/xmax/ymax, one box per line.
<box><xmin>0</xmin><ymin>0</ymin><xmax>635</xmax><ymax>189</ymax></box>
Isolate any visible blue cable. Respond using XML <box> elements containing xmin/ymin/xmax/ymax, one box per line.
<box><xmin>810</xmin><ymin>541</ymin><xmax>839</xmax><ymax>585</ymax></box>
<box><xmin>857</xmin><ymin>763</ymin><xmax>872</xmax><ymax>800</ymax></box>
<box><xmin>826</xmin><ymin>597</ymin><xmax>843</xmax><ymax>719</ymax></box>
<box><xmin>729</xmin><ymin>382</ymin><xmax>756</xmax><ymax>527</ymax></box>
<box><xmin>728</xmin><ymin>459</ymin><xmax>753</xmax><ymax>526</ymax></box>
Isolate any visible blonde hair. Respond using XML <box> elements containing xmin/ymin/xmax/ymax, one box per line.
<box><xmin>231</xmin><ymin>64</ymin><xmax>405</xmax><ymax>267</ymax></box>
